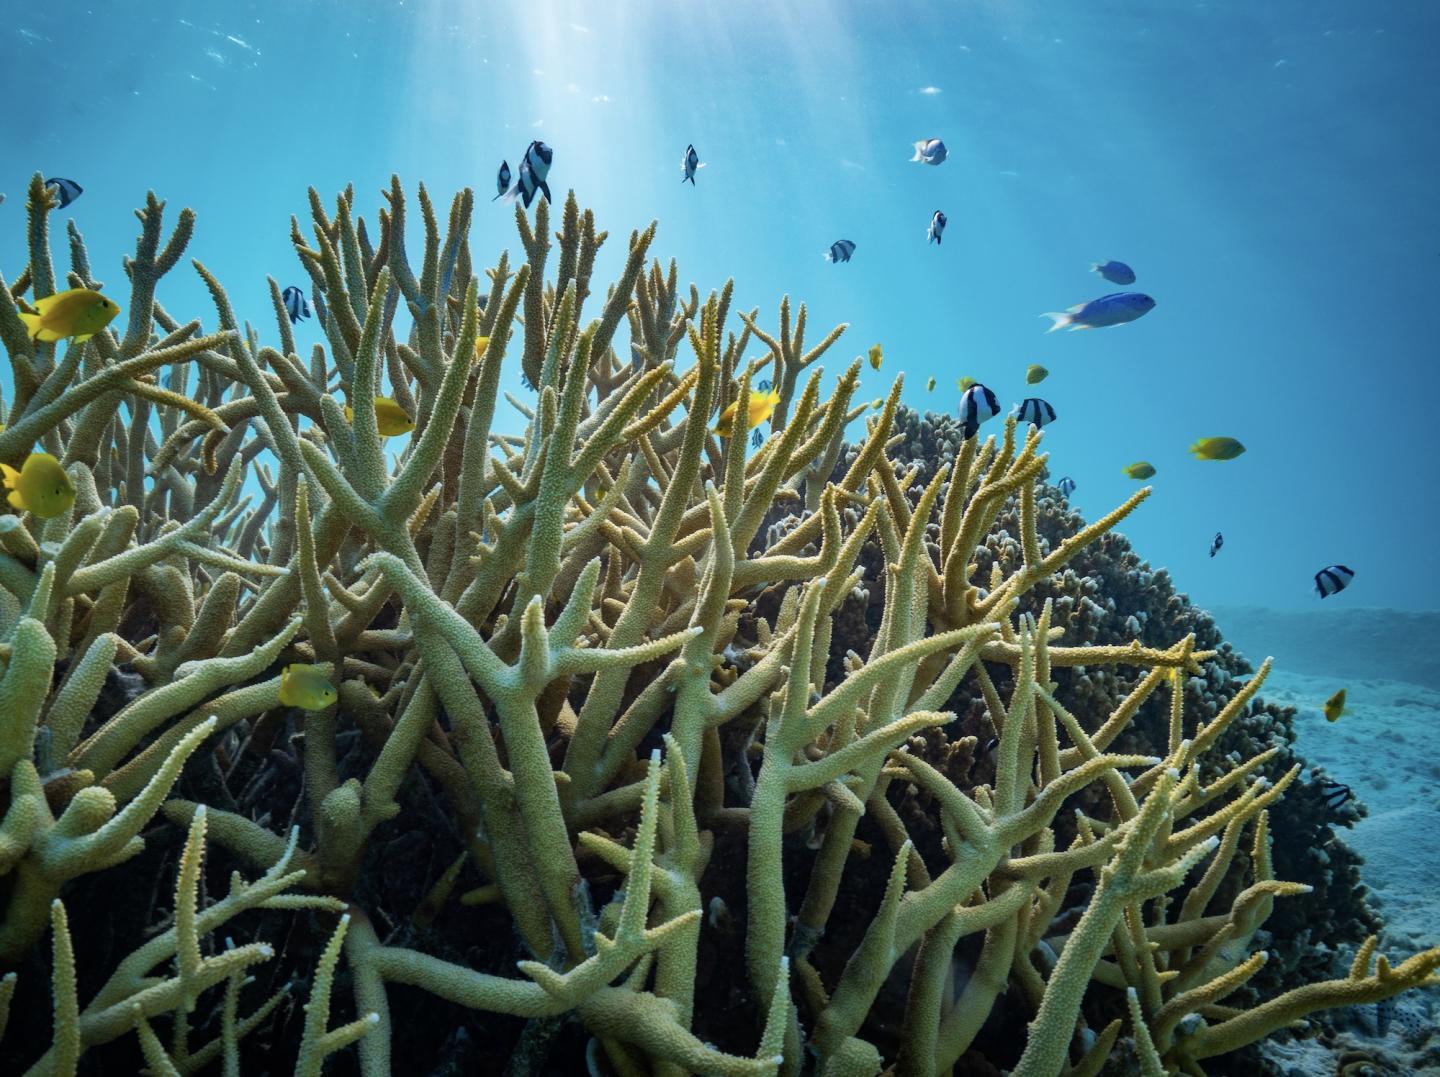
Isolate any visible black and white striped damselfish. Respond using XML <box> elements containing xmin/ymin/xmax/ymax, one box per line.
<box><xmin>44</xmin><ymin>177</ymin><xmax>83</xmax><ymax>207</ymax></box>
<box><xmin>958</xmin><ymin>383</ymin><xmax>999</xmax><ymax>439</ymax></box>
<box><xmin>502</xmin><ymin>141</ymin><xmax>553</xmax><ymax>208</ymax></box>
<box><xmin>824</xmin><ymin>239</ymin><xmax>856</xmax><ymax>263</ymax></box>
<box><xmin>282</xmin><ymin>286</ymin><xmax>310</xmax><ymax>324</ymax></box>
<box><xmin>493</xmin><ymin>161</ymin><xmax>511</xmax><ymax>200</ymax></box>
<box><xmin>1057</xmin><ymin>476</ymin><xmax>1076</xmax><ymax>497</ymax></box>
<box><xmin>1013</xmin><ymin>398</ymin><xmax>1056</xmax><ymax>430</ymax></box>
<box><xmin>1314</xmin><ymin>564</ymin><xmax>1354</xmax><ymax>598</ymax></box>
<box><xmin>928</xmin><ymin>210</ymin><xmax>947</xmax><ymax>244</ymax></box>
<box><xmin>1210</xmin><ymin>532</ymin><xmax>1224</xmax><ymax>557</ymax></box>
<box><xmin>681</xmin><ymin>144</ymin><xmax>704</xmax><ymax>184</ymax></box>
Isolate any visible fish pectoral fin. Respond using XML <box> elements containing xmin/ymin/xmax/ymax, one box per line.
<box><xmin>7</xmin><ymin>489</ymin><xmax>26</xmax><ymax>509</ymax></box>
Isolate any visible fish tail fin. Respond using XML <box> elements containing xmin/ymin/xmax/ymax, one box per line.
<box><xmin>0</xmin><ymin>463</ymin><xmax>18</xmax><ymax>489</ymax></box>
<box><xmin>499</xmin><ymin>183</ymin><xmax>520</xmax><ymax>206</ymax></box>
<box><xmin>911</xmin><ymin>141</ymin><xmax>926</xmax><ymax>161</ymax></box>
<box><xmin>823</xmin><ymin>252</ymin><xmax>834</xmax><ymax>262</ymax></box>
<box><xmin>1040</xmin><ymin>311</ymin><xmax>1072</xmax><ymax>333</ymax></box>
<box><xmin>17</xmin><ymin>311</ymin><xmax>41</xmax><ymax>339</ymax></box>
<box><xmin>491</xmin><ymin>191</ymin><xmax>505</xmax><ymax>201</ymax></box>
<box><xmin>1188</xmin><ymin>441</ymin><xmax>1206</xmax><ymax>459</ymax></box>
<box><xmin>1089</xmin><ymin>262</ymin><xmax>1102</xmax><ymax>274</ymax></box>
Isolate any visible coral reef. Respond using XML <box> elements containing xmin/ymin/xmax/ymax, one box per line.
<box><xmin>0</xmin><ymin>174</ymin><xmax>1435</xmax><ymax>1075</ymax></box>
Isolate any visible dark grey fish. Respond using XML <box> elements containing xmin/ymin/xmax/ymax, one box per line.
<box><xmin>1210</xmin><ymin>532</ymin><xmax>1224</xmax><ymax>557</ymax></box>
<box><xmin>824</xmin><ymin>239</ymin><xmax>856</xmax><ymax>264</ymax></box>
<box><xmin>1091</xmin><ymin>260</ymin><xmax>1136</xmax><ymax>285</ymax></box>
<box><xmin>493</xmin><ymin>160</ymin><xmax>511</xmax><ymax>200</ymax></box>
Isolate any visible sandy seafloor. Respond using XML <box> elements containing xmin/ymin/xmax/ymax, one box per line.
<box><xmin>1212</xmin><ymin>609</ymin><xmax>1440</xmax><ymax>1075</ymax></box>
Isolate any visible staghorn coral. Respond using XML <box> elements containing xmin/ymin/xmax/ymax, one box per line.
<box><xmin>0</xmin><ymin>175</ymin><xmax>1435</xmax><ymax>1076</ymax></box>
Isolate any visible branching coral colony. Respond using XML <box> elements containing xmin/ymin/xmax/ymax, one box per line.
<box><xmin>0</xmin><ymin>172</ymin><xmax>1434</xmax><ymax>1076</ymax></box>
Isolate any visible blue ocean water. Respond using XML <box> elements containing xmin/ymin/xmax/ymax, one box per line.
<box><xmin>3</xmin><ymin>0</ymin><xmax>1436</xmax><ymax>610</ymax></box>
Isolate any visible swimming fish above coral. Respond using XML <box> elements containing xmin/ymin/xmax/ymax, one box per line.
<box><xmin>1190</xmin><ymin>437</ymin><xmax>1246</xmax><ymax>461</ymax></box>
<box><xmin>681</xmin><ymin>143</ymin><xmax>703</xmax><ymax>184</ymax></box>
<box><xmin>911</xmin><ymin>138</ymin><xmax>947</xmax><ymax>165</ymax></box>
<box><xmin>1057</xmin><ymin>476</ymin><xmax>1076</xmax><ymax>497</ymax></box>
<box><xmin>43</xmin><ymin>176</ymin><xmax>82</xmax><ymax>208</ymax></box>
<box><xmin>868</xmin><ymin>343</ymin><xmax>883</xmax><ymax>371</ymax></box>
<box><xmin>715</xmin><ymin>389</ymin><xmax>780</xmax><ymax>438</ymax></box>
<box><xmin>344</xmin><ymin>396</ymin><xmax>416</xmax><ymax>437</ymax></box>
<box><xmin>1323</xmin><ymin>688</ymin><xmax>1347</xmax><ymax>723</ymax></box>
<box><xmin>1</xmin><ymin>452</ymin><xmax>76</xmax><ymax>518</ymax></box>
<box><xmin>278</xmin><ymin>664</ymin><xmax>337</xmax><ymax>711</ymax></box>
<box><xmin>282</xmin><ymin>285</ymin><xmax>310</xmax><ymax>325</ymax></box>
<box><xmin>493</xmin><ymin>160</ymin><xmax>511</xmax><ymax>200</ymax></box>
<box><xmin>958</xmin><ymin>382</ymin><xmax>1000</xmax><ymax>438</ymax></box>
<box><xmin>18</xmin><ymin>287</ymin><xmax>120</xmax><ymax>342</ymax></box>
<box><xmin>928</xmin><ymin>210</ymin><xmax>947</xmax><ymax>244</ymax></box>
<box><xmin>824</xmin><ymin>239</ymin><xmax>855</xmax><ymax>263</ymax></box>
<box><xmin>1026</xmin><ymin>364</ymin><xmax>1048</xmax><ymax>384</ymax></box>
<box><xmin>1314</xmin><ymin>564</ymin><xmax>1355</xmax><ymax>598</ymax></box>
<box><xmin>502</xmin><ymin>140</ymin><xmax>553</xmax><ymax>208</ymax></box>
<box><xmin>926</xmin><ymin>376</ymin><xmax>936</xmax><ymax>391</ymax></box>
<box><xmin>1042</xmin><ymin>292</ymin><xmax>1156</xmax><ymax>332</ymax></box>
<box><xmin>1123</xmin><ymin>461</ymin><xmax>1157</xmax><ymax>479</ymax></box>
<box><xmin>1210</xmin><ymin>531</ymin><xmax>1224</xmax><ymax>557</ymax></box>
<box><xmin>1091</xmin><ymin>259</ymin><xmax>1136</xmax><ymax>285</ymax></box>
<box><xmin>1013</xmin><ymin>397</ymin><xmax>1056</xmax><ymax>430</ymax></box>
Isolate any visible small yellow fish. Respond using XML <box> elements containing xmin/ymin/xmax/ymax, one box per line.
<box><xmin>1</xmin><ymin>452</ymin><xmax>76</xmax><ymax>518</ymax></box>
<box><xmin>868</xmin><ymin>344</ymin><xmax>883</xmax><ymax>371</ymax></box>
<box><xmin>1122</xmin><ymin>461</ymin><xmax>1157</xmax><ymax>480</ymax></box>
<box><xmin>1026</xmin><ymin>364</ymin><xmax>1049</xmax><ymax>384</ymax></box>
<box><xmin>715</xmin><ymin>389</ymin><xmax>781</xmax><ymax>437</ymax></box>
<box><xmin>926</xmin><ymin>376</ymin><xmax>936</xmax><ymax>391</ymax></box>
<box><xmin>344</xmin><ymin>396</ymin><xmax>416</xmax><ymax>437</ymax></box>
<box><xmin>18</xmin><ymin>288</ymin><xmax>121</xmax><ymax>343</ymax></box>
<box><xmin>1189</xmin><ymin>437</ymin><xmax>1246</xmax><ymax>461</ymax></box>
<box><xmin>1323</xmin><ymin>688</ymin><xmax>1346</xmax><ymax>723</ymax></box>
<box><xmin>278</xmin><ymin>664</ymin><xmax>337</xmax><ymax>710</ymax></box>
<box><xmin>957</xmin><ymin>376</ymin><xmax>976</xmax><ymax>393</ymax></box>
<box><xmin>871</xmin><ymin>398</ymin><xmax>883</xmax><ymax>410</ymax></box>
<box><xmin>474</xmin><ymin>336</ymin><xmax>491</xmax><ymax>362</ymax></box>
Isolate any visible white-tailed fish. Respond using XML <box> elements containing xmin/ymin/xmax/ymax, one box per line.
<box><xmin>493</xmin><ymin>160</ymin><xmax>511</xmax><ymax>200</ymax></box>
<box><xmin>1057</xmin><ymin>476</ymin><xmax>1076</xmax><ymax>497</ymax></box>
<box><xmin>958</xmin><ymin>383</ymin><xmax>999</xmax><ymax>439</ymax></box>
<box><xmin>1210</xmin><ymin>531</ymin><xmax>1224</xmax><ymax>557</ymax></box>
<box><xmin>1013</xmin><ymin>398</ymin><xmax>1056</xmax><ymax>430</ymax></box>
<box><xmin>911</xmin><ymin>138</ymin><xmax>947</xmax><ymax>165</ymax></box>
<box><xmin>282</xmin><ymin>285</ymin><xmax>310</xmax><ymax>325</ymax></box>
<box><xmin>502</xmin><ymin>141</ymin><xmax>553</xmax><ymax>208</ymax></box>
<box><xmin>928</xmin><ymin>210</ymin><xmax>947</xmax><ymax>244</ymax></box>
<box><xmin>681</xmin><ymin>143</ymin><xmax>704</xmax><ymax>184</ymax></box>
<box><xmin>1042</xmin><ymin>292</ymin><xmax>1155</xmax><ymax>332</ymax></box>
<box><xmin>824</xmin><ymin>239</ymin><xmax>856</xmax><ymax>264</ymax></box>
<box><xmin>1314</xmin><ymin>565</ymin><xmax>1354</xmax><ymax>599</ymax></box>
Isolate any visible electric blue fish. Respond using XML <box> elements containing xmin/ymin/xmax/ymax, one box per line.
<box><xmin>958</xmin><ymin>383</ymin><xmax>999</xmax><ymax>439</ymax></box>
<box><xmin>911</xmin><ymin>139</ymin><xmax>947</xmax><ymax>165</ymax></box>
<box><xmin>1057</xmin><ymin>476</ymin><xmax>1076</xmax><ymax>497</ymax></box>
<box><xmin>1042</xmin><ymin>292</ymin><xmax>1155</xmax><ymax>332</ymax></box>
<box><xmin>1013</xmin><ymin>398</ymin><xmax>1056</xmax><ymax>430</ymax></box>
<box><xmin>824</xmin><ymin>239</ymin><xmax>856</xmax><ymax>264</ymax></box>
<box><xmin>493</xmin><ymin>161</ymin><xmax>511</xmax><ymax>200</ymax></box>
<box><xmin>502</xmin><ymin>141</ymin><xmax>553</xmax><ymax>208</ymax></box>
<box><xmin>44</xmin><ymin>177</ymin><xmax>83</xmax><ymax>208</ymax></box>
<box><xmin>282</xmin><ymin>286</ymin><xmax>310</xmax><ymax>325</ymax></box>
<box><xmin>928</xmin><ymin>210</ymin><xmax>947</xmax><ymax>245</ymax></box>
<box><xmin>681</xmin><ymin>144</ymin><xmax>704</xmax><ymax>184</ymax></box>
<box><xmin>1091</xmin><ymin>260</ymin><xmax>1136</xmax><ymax>285</ymax></box>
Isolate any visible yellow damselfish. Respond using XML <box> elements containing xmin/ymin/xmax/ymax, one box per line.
<box><xmin>474</xmin><ymin>336</ymin><xmax>490</xmax><ymax>361</ymax></box>
<box><xmin>1026</xmin><ymin>364</ymin><xmax>1049</xmax><ymax>384</ymax></box>
<box><xmin>957</xmin><ymin>376</ymin><xmax>976</xmax><ymax>392</ymax></box>
<box><xmin>1</xmin><ymin>452</ymin><xmax>76</xmax><ymax>518</ymax></box>
<box><xmin>278</xmin><ymin>664</ymin><xmax>337</xmax><ymax>710</ymax></box>
<box><xmin>19</xmin><ymin>288</ymin><xmax>121</xmax><ymax>343</ymax></box>
<box><xmin>1323</xmin><ymin>688</ymin><xmax>1346</xmax><ymax>723</ymax></box>
<box><xmin>926</xmin><ymin>376</ymin><xmax>936</xmax><ymax>391</ymax></box>
<box><xmin>1189</xmin><ymin>436</ymin><xmax>1246</xmax><ymax>461</ymax></box>
<box><xmin>715</xmin><ymin>389</ymin><xmax>780</xmax><ymax>437</ymax></box>
<box><xmin>1122</xmin><ymin>461</ymin><xmax>1156</xmax><ymax>480</ymax></box>
<box><xmin>344</xmin><ymin>396</ymin><xmax>416</xmax><ymax>437</ymax></box>
<box><xmin>868</xmin><ymin>344</ymin><xmax>883</xmax><ymax>371</ymax></box>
